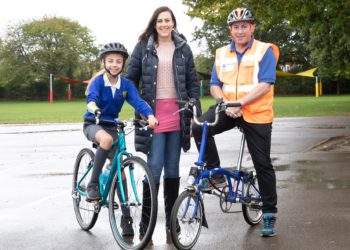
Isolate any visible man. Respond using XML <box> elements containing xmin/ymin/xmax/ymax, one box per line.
<box><xmin>192</xmin><ymin>7</ymin><xmax>279</xmax><ymax>237</ymax></box>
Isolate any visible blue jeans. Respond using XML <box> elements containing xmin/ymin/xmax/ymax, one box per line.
<box><xmin>147</xmin><ymin>131</ymin><xmax>181</xmax><ymax>184</ymax></box>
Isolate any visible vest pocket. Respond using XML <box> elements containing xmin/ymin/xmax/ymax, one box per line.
<box><xmin>238</xmin><ymin>60</ymin><xmax>254</xmax><ymax>85</ymax></box>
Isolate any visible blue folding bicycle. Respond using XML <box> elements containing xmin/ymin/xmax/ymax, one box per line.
<box><xmin>170</xmin><ymin>99</ymin><xmax>263</xmax><ymax>250</ymax></box>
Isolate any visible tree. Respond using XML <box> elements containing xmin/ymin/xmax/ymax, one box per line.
<box><xmin>0</xmin><ymin>16</ymin><xmax>98</xmax><ymax>100</ymax></box>
<box><xmin>0</xmin><ymin>38</ymin><xmax>5</xmax><ymax>98</ymax></box>
<box><xmin>183</xmin><ymin>0</ymin><xmax>350</xmax><ymax>94</ymax></box>
<box><xmin>194</xmin><ymin>54</ymin><xmax>215</xmax><ymax>96</ymax></box>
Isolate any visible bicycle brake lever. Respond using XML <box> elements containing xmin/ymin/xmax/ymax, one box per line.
<box><xmin>187</xmin><ymin>108</ymin><xmax>193</xmax><ymax>114</ymax></box>
<box><xmin>124</xmin><ymin>127</ymin><xmax>133</xmax><ymax>135</ymax></box>
<box><xmin>173</xmin><ymin>108</ymin><xmax>185</xmax><ymax>115</ymax></box>
<box><xmin>218</xmin><ymin>106</ymin><xmax>227</xmax><ymax>113</ymax></box>
<box><xmin>139</xmin><ymin>126</ymin><xmax>148</xmax><ymax>131</ymax></box>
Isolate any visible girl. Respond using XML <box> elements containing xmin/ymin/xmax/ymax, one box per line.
<box><xmin>83</xmin><ymin>42</ymin><xmax>158</xmax><ymax>235</ymax></box>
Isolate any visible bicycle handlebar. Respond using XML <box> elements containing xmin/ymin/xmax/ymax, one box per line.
<box><xmin>176</xmin><ymin>98</ymin><xmax>241</xmax><ymax>127</ymax></box>
<box><xmin>85</xmin><ymin>117</ymin><xmax>118</xmax><ymax>126</ymax></box>
<box><xmin>84</xmin><ymin>117</ymin><xmax>149</xmax><ymax>130</ymax></box>
<box><xmin>176</xmin><ymin>100</ymin><xmax>191</xmax><ymax>106</ymax></box>
<box><xmin>132</xmin><ymin>119</ymin><xmax>149</xmax><ymax>129</ymax></box>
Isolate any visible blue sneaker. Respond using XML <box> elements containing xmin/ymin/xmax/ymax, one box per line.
<box><xmin>261</xmin><ymin>213</ymin><xmax>276</xmax><ymax>237</ymax></box>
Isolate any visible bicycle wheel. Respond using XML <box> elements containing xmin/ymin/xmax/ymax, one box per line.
<box><xmin>170</xmin><ymin>190</ymin><xmax>203</xmax><ymax>250</ymax></box>
<box><xmin>109</xmin><ymin>156</ymin><xmax>157</xmax><ymax>250</ymax></box>
<box><xmin>242</xmin><ymin>177</ymin><xmax>263</xmax><ymax>225</ymax></box>
<box><xmin>72</xmin><ymin>148</ymin><xmax>99</xmax><ymax>230</ymax></box>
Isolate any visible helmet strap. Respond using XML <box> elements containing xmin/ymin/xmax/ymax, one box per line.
<box><xmin>102</xmin><ymin>59</ymin><xmax>120</xmax><ymax>78</ymax></box>
<box><xmin>104</xmin><ymin>65</ymin><xmax>119</xmax><ymax>78</ymax></box>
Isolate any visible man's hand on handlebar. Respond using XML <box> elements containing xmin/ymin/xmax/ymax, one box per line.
<box><xmin>147</xmin><ymin>115</ymin><xmax>159</xmax><ymax>129</ymax></box>
<box><xmin>215</xmin><ymin>98</ymin><xmax>242</xmax><ymax>118</ymax></box>
<box><xmin>225</xmin><ymin>106</ymin><xmax>243</xmax><ymax>118</ymax></box>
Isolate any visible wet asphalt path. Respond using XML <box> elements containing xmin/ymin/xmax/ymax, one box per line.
<box><xmin>0</xmin><ymin>116</ymin><xmax>349</xmax><ymax>250</ymax></box>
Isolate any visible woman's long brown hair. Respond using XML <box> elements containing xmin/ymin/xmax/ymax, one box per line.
<box><xmin>138</xmin><ymin>6</ymin><xmax>177</xmax><ymax>45</ymax></box>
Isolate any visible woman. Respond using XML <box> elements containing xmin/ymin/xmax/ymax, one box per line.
<box><xmin>126</xmin><ymin>6</ymin><xmax>200</xmax><ymax>234</ymax></box>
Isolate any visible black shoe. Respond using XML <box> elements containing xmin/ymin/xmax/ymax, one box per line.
<box><xmin>86</xmin><ymin>183</ymin><xmax>101</xmax><ymax>201</ymax></box>
<box><xmin>121</xmin><ymin>215</ymin><xmax>134</xmax><ymax>236</ymax></box>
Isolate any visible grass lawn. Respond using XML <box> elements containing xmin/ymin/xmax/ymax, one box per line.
<box><xmin>0</xmin><ymin>95</ymin><xmax>349</xmax><ymax>124</ymax></box>
<box><xmin>274</xmin><ymin>95</ymin><xmax>350</xmax><ymax>117</ymax></box>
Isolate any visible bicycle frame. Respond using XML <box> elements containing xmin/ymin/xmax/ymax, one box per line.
<box><xmin>184</xmin><ymin>103</ymin><xmax>261</xmax><ymax>221</ymax></box>
<box><xmin>76</xmin><ymin>124</ymin><xmax>139</xmax><ymax>207</ymax></box>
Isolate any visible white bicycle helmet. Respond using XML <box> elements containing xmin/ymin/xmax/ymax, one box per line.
<box><xmin>227</xmin><ymin>8</ymin><xmax>255</xmax><ymax>25</ymax></box>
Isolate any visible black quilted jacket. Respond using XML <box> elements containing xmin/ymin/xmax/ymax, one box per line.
<box><xmin>126</xmin><ymin>31</ymin><xmax>200</xmax><ymax>154</ymax></box>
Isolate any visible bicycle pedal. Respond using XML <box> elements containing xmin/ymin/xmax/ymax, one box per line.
<box><xmin>211</xmin><ymin>190</ymin><xmax>221</xmax><ymax>197</ymax></box>
<box><xmin>250</xmin><ymin>204</ymin><xmax>262</xmax><ymax>210</ymax></box>
<box><xmin>94</xmin><ymin>204</ymin><xmax>101</xmax><ymax>213</ymax></box>
<box><xmin>201</xmin><ymin>189</ymin><xmax>212</xmax><ymax>194</ymax></box>
<box><xmin>71</xmin><ymin>191</ymin><xmax>80</xmax><ymax>199</ymax></box>
<box><xmin>105</xmin><ymin>201</ymin><xmax>120</xmax><ymax>209</ymax></box>
<box><xmin>85</xmin><ymin>197</ymin><xmax>101</xmax><ymax>203</ymax></box>
<box><xmin>113</xmin><ymin>202</ymin><xmax>119</xmax><ymax>209</ymax></box>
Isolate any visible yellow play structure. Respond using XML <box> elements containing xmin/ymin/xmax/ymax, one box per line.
<box><xmin>277</xmin><ymin>67</ymin><xmax>322</xmax><ymax>97</ymax></box>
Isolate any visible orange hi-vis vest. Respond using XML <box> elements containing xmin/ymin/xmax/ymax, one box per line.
<box><xmin>215</xmin><ymin>39</ymin><xmax>279</xmax><ymax>124</ymax></box>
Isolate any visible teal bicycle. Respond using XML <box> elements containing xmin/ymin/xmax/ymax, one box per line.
<box><xmin>72</xmin><ymin>117</ymin><xmax>157</xmax><ymax>250</ymax></box>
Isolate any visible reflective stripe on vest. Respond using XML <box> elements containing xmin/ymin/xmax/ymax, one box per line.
<box><xmin>222</xmin><ymin>84</ymin><xmax>256</xmax><ymax>93</ymax></box>
<box><xmin>215</xmin><ymin>39</ymin><xmax>279</xmax><ymax>123</ymax></box>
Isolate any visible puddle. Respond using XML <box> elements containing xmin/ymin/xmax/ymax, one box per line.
<box><xmin>275</xmin><ymin>164</ymin><xmax>291</xmax><ymax>171</ymax></box>
<box><xmin>277</xmin><ymin>183</ymin><xmax>289</xmax><ymax>189</ymax></box>
<box><xmin>271</xmin><ymin>156</ymin><xmax>279</xmax><ymax>163</ymax></box>
<box><xmin>293</xmin><ymin>159</ymin><xmax>320</xmax><ymax>165</ymax></box>
<box><xmin>293</xmin><ymin>169</ymin><xmax>349</xmax><ymax>190</ymax></box>
<box><xmin>305</xmin><ymin>135</ymin><xmax>350</xmax><ymax>152</ymax></box>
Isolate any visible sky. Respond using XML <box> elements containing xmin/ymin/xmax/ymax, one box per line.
<box><xmin>0</xmin><ymin>0</ymin><xmax>204</xmax><ymax>54</ymax></box>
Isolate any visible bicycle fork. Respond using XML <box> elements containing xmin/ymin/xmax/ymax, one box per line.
<box><xmin>181</xmin><ymin>191</ymin><xmax>208</xmax><ymax>228</ymax></box>
<box><xmin>115</xmin><ymin>156</ymin><xmax>142</xmax><ymax>208</ymax></box>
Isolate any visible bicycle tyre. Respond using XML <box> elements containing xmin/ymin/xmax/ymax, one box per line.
<box><xmin>242</xmin><ymin>178</ymin><xmax>263</xmax><ymax>225</ymax></box>
<box><xmin>109</xmin><ymin>156</ymin><xmax>157</xmax><ymax>250</ymax></box>
<box><xmin>72</xmin><ymin>148</ymin><xmax>99</xmax><ymax>230</ymax></box>
<box><xmin>170</xmin><ymin>190</ymin><xmax>203</xmax><ymax>250</ymax></box>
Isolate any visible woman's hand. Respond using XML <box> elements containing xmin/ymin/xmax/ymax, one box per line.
<box><xmin>147</xmin><ymin>115</ymin><xmax>159</xmax><ymax>129</ymax></box>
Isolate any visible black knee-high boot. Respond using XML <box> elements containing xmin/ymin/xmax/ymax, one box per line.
<box><xmin>164</xmin><ymin>178</ymin><xmax>180</xmax><ymax>231</ymax></box>
<box><xmin>139</xmin><ymin>181</ymin><xmax>159</xmax><ymax>235</ymax></box>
